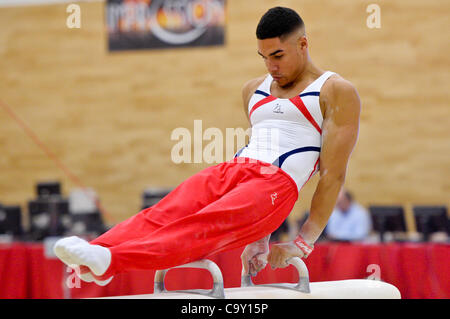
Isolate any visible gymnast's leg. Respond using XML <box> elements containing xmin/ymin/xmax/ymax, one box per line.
<box><xmin>54</xmin><ymin>162</ymin><xmax>236</xmax><ymax>281</ymax></box>
<box><xmin>54</xmin><ymin>159</ymin><xmax>298</xmax><ymax>283</ymax></box>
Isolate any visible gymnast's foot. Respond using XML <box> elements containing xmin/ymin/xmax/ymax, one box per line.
<box><xmin>54</xmin><ymin>236</ymin><xmax>113</xmax><ymax>286</ymax></box>
<box><xmin>53</xmin><ymin>236</ymin><xmax>89</xmax><ymax>266</ymax></box>
<box><xmin>77</xmin><ymin>265</ymin><xmax>113</xmax><ymax>286</ymax></box>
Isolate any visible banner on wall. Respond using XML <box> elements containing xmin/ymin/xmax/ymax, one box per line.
<box><xmin>106</xmin><ymin>0</ymin><xmax>226</xmax><ymax>51</ymax></box>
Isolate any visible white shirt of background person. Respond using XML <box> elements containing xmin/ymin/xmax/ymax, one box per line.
<box><xmin>325</xmin><ymin>189</ymin><xmax>372</xmax><ymax>241</ymax></box>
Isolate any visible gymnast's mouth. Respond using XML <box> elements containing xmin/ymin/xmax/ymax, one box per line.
<box><xmin>272</xmin><ymin>75</ymin><xmax>282</xmax><ymax>81</ymax></box>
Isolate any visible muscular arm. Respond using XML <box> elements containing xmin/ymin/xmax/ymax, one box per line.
<box><xmin>299</xmin><ymin>78</ymin><xmax>361</xmax><ymax>244</ymax></box>
<box><xmin>268</xmin><ymin>77</ymin><xmax>361</xmax><ymax>267</ymax></box>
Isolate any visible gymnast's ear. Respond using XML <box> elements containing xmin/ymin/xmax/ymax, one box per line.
<box><xmin>296</xmin><ymin>34</ymin><xmax>308</xmax><ymax>51</ymax></box>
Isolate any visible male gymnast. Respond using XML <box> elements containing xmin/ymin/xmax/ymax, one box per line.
<box><xmin>54</xmin><ymin>7</ymin><xmax>361</xmax><ymax>286</ymax></box>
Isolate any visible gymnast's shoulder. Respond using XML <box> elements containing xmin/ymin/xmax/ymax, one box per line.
<box><xmin>241</xmin><ymin>75</ymin><xmax>267</xmax><ymax>102</ymax></box>
<box><xmin>320</xmin><ymin>74</ymin><xmax>361</xmax><ymax>115</ymax></box>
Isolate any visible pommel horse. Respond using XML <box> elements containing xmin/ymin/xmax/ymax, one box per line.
<box><xmin>103</xmin><ymin>257</ymin><xmax>401</xmax><ymax>299</ymax></box>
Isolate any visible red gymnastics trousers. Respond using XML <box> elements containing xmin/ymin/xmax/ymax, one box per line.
<box><xmin>90</xmin><ymin>158</ymin><xmax>299</xmax><ymax>279</ymax></box>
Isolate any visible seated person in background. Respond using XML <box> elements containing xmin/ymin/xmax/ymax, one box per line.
<box><xmin>325</xmin><ymin>188</ymin><xmax>372</xmax><ymax>241</ymax></box>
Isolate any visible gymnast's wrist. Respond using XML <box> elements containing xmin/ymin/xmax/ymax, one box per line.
<box><xmin>293</xmin><ymin>234</ymin><xmax>314</xmax><ymax>258</ymax></box>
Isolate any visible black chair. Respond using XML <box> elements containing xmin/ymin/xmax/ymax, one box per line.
<box><xmin>369</xmin><ymin>205</ymin><xmax>407</xmax><ymax>242</ymax></box>
<box><xmin>36</xmin><ymin>181</ymin><xmax>61</xmax><ymax>197</ymax></box>
<box><xmin>413</xmin><ymin>205</ymin><xmax>449</xmax><ymax>241</ymax></box>
<box><xmin>0</xmin><ymin>204</ymin><xmax>24</xmax><ymax>238</ymax></box>
<box><xmin>70</xmin><ymin>210</ymin><xmax>108</xmax><ymax>235</ymax></box>
<box><xmin>27</xmin><ymin>196</ymin><xmax>70</xmax><ymax>241</ymax></box>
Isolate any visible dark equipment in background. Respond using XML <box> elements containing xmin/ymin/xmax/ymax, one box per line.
<box><xmin>36</xmin><ymin>181</ymin><xmax>61</xmax><ymax>197</ymax></box>
<box><xmin>142</xmin><ymin>188</ymin><xmax>172</xmax><ymax>209</ymax></box>
<box><xmin>27</xmin><ymin>181</ymin><xmax>70</xmax><ymax>241</ymax></box>
<box><xmin>26</xmin><ymin>181</ymin><xmax>108</xmax><ymax>241</ymax></box>
<box><xmin>413</xmin><ymin>205</ymin><xmax>449</xmax><ymax>242</ymax></box>
<box><xmin>369</xmin><ymin>205</ymin><xmax>407</xmax><ymax>242</ymax></box>
<box><xmin>270</xmin><ymin>220</ymin><xmax>289</xmax><ymax>242</ymax></box>
<box><xmin>28</xmin><ymin>197</ymin><xmax>70</xmax><ymax>240</ymax></box>
<box><xmin>69</xmin><ymin>210</ymin><xmax>107</xmax><ymax>236</ymax></box>
<box><xmin>0</xmin><ymin>204</ymin><xmax>24</xmax><ymax>239</ymax></box>
<box><xmin>67</xmin><ymin>188</ymin><xmax>108</xmax><ymax>237</ymax></box>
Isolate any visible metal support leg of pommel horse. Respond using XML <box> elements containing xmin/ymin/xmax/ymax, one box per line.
<box><xmin>153</xmin><ymin>257</ymin><xmax>310</xmax><ymax>299</ymax></box>
<box><xmin>154</xmin><ymin>259</ymin><xmax>226</xmax><ymax>298</ymax></box>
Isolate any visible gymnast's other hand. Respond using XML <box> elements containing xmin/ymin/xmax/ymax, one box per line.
<box><xmin>267</xmin><ymin>241</ymin><xmax>304</xmax><ymax>269</ymax></box>
<box><xmin>241</xmin><ymin>235</ymin><xmax>270</xmax><ymax>276</ymax></box>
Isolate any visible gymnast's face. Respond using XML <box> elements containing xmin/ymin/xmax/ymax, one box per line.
<box><xmin>257</xmin><ymin>30</ymin><xmax>308</xmax><ymax>88</ymax></box>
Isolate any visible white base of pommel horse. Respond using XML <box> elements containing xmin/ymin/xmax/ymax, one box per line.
<box><xmin>102</xmin><ymin>258</ymin><xmax>401</xmax><ymax>299</ymax></box>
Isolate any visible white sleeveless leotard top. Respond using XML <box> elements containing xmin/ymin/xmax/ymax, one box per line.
<box><xmin>235</xmin><ymin>71</ymin><xmax>336</xmax><ymax>191</ymax></box>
